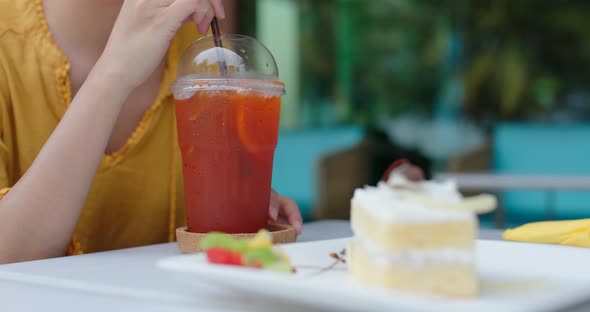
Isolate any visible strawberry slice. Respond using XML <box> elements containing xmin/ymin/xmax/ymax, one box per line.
<box><xmin>382</xmin><ymin>159</ymin><xmax>426</xmax><ymax>182</ymax></box>
<box><xmin>206</xmin><ymin>248</ymin><xmax>243</xmax><ymax>266</ymax></box>
<box><xmin>381</xmin><ymin>158</ymin><xmax>410</xmax><ymax>181</ymax></box>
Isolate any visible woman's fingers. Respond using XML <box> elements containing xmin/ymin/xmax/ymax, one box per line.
<box><xmin>268</xmin><ymin>190</ymin><xmax>280</xmax><ymax>222</ymax></box>
<box><xmin>167</xmin><ymin>0</ymin><xmax>203</xmax><ymax>27</ymax></box>
<box><xmin>197</xmin><ymin>5</ymin><xmax>215</xmax><ymax>34</ymax></box>
<box><xmin>278</xmin><ymin>196</ymin><xmax>302</xmax><ymax>235</ymax></box>
<box><xmin>268</xmin><ymin>190</ymin><xmax>302</xmax><ymax>235</ymax></box>
<box><xmin>210</xmin><ymin>0</ymin><xmax>226</xmax><ymax>19</ymax></box>
<box><xmin>168</xmin><ymin>0</ymin><xmax>224</xmax><ymax>34</ymax></box>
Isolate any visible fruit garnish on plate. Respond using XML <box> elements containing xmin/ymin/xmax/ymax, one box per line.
<box><xmin>382</xmin><ymin>158</ymin><xmax>425</xmax><ymax>182</ymax></box>
<box><xmin>200</xmin><ymin>230</ymin><xmax>294</xmax><ymax>273</ymax></box>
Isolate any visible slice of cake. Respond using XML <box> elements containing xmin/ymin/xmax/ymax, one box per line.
<box><xmin>348</xmin><ymin>163</ymin><xmax>496</xmax><ymax>297</ymax></box>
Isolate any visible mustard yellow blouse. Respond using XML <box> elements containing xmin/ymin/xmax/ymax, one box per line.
<box><xmin>0</xmin><ymin>0</ymin><xmax>201</xmax><ymax>254</ymax></box>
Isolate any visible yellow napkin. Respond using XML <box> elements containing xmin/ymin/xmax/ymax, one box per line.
<box><xmin>503</xmin><ymin>219</ymin><xmax>590</xmax><ymax>248</ymax></box>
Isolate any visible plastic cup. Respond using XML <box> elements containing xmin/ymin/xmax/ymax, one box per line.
<box><xmin>172</xmin><ymin>35</ymin><xmax>284</xmax><ymax>234</ymax></box>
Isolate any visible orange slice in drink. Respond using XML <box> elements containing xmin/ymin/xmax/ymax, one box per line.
<box><xmin>235</xmin><ymin>89</ymin><xmax>282</xmax><ymax>154</ymax></box>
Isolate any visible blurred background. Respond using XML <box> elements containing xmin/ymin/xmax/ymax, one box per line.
<box><xmin>223</xmin><ymin>0</ymin><xmax>590</xmax><ymax>228</ymax></box>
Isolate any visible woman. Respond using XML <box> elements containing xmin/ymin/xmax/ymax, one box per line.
<box><xmin>0</xmin><ymin>0</ymin><xmax>302</xmax><ymax>264</ymax></box>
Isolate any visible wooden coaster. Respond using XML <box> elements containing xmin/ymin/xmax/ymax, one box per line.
<box><xmin>176</xmin><ymin>224</ymin><xmax>298</xmax><ymax>254</ymax></box>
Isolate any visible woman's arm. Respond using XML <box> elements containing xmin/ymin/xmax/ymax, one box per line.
<box><xmin>0</xmin><ymin>0</ymin><xmax>225</xmax><ymax>264</ymax></box>
<box><xmin>0</xmin><ymin>68</ymin><xmax>133</xmax><ymax>263</ymax></box>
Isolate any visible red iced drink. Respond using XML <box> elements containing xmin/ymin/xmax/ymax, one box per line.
<box><xmin>175</xmin><ymin>81</ymin><xmax>282</xmax><ymax>233</ymax></box>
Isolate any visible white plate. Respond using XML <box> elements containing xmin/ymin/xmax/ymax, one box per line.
<box><xmin>156</xmin><ymin>238</ymin><xmax>590</xmax><ymax>312</ymax></box>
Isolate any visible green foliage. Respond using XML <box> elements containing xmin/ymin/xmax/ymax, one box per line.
<box><xmin>297</xmin><ymin>0</ymin><xmax>590</xmax><ymax>125</ymax></box>
<box><xmin>462</xmin><ymin>0</ymin><xmax>590</xmax><ymax>120</ymax></box>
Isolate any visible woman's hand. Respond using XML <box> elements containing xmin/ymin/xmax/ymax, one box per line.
<box><xmin>269</xmin><ymin>190</ymin><xmax>302</xmax><ymax>235</ymax></box>
<box><xmin>98</xmin><ymin>0</ymin><xmax>225</xmax><ymax>89</ymax></box>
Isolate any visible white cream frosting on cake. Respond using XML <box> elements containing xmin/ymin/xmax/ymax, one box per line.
<box><xmin>352</xmin><ymin>173</ymin><xmax>474</xmax><ymax>224</ymax></box>
<box><xmin>351</xmin><ymin>233</ymin><xmax>474</xmax><ymax>267</ymax></box>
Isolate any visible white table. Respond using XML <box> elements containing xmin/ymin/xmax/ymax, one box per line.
<box><xmin>0</xmin><ymin>220</ymin><xmax>503</xmax><ymax>312</ymax></box>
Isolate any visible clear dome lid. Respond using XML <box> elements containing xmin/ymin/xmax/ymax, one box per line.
<box><xmin>172</xmin><ymin>34</ymin><xmax>284</xmax><ymax>100</ymax></box>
